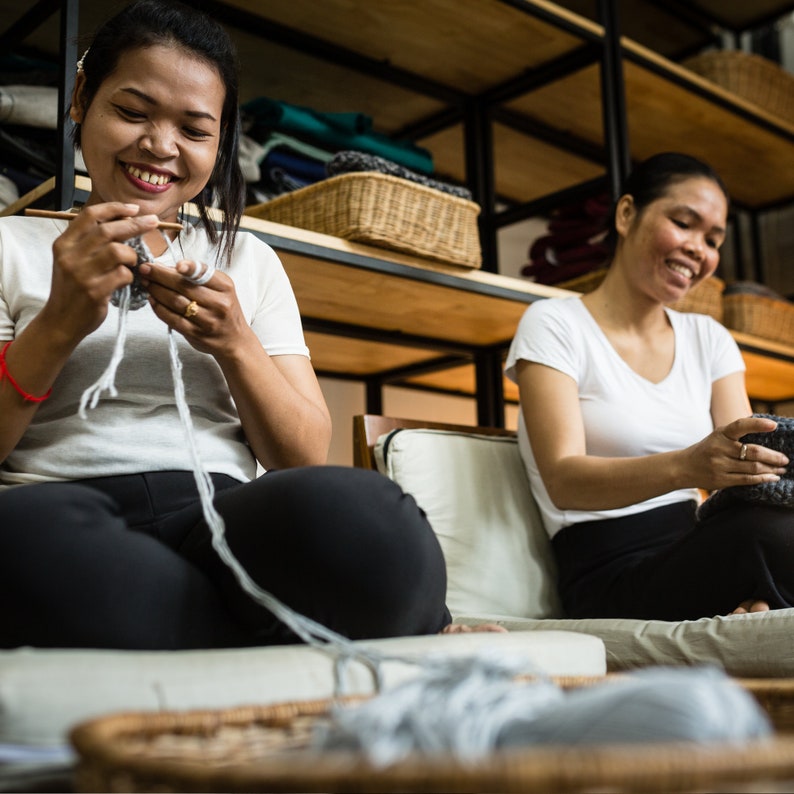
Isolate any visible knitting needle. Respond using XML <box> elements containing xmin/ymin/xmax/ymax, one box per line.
<box><xmin>24</xmin><ymin>208</ymin><xmax>183</xmax><ymax>231</ymax></box>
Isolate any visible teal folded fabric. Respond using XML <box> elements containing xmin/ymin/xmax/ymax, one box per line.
<box><xmin>242</xmin><ymin>97</ymin><xmax>434</xmax><ymax>175</ymax></box>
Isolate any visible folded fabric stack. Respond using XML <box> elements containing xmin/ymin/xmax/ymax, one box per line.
<box><xmin>325</xmin><ymin>150</ymin><xmax>472</xmax><ymax>200</ymax></box>
<box><xmin>521</xmin><ymin>193</ymin><xmax>611</xmax><ymax>285</ymax></box>
<box><xmin>241</xmin><ymin>96</ymin><xmax>463</xmax><ymax>205</ymax></box>
<box><xmin>0</xmin><ymin>56</ymin><xmax>62</xmax><ymax>209</ymax></box>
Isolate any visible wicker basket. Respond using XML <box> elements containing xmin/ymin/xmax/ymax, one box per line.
<box><xmin>670</xmin><ymin>275</ymin><xmax>725</xmax><ymax>321</ymax></box>
<box><xmin>558</xmin><ymin>269</ymin><xmax>725</xmax><ymax>322</ymax></box>
<box><xmin>70</xmin><ymin>680</ymin><xmax>794</xmax><ymax>794</ymax></box>
<box><xmin>683</xmin><ymin>50</ymin><xmax>794</xmax><ymax>127</ymax></box>
<box><xmin>246</xmin><ymin>173</ymin><xmax>482</xmax><ymax>269</ymax></box>
<box><xmin>723</xmin><ymin>292</ymin><xmax>794</xmax><ymax>345</ymax></box>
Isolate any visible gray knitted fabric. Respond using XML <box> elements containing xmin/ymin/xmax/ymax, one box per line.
<box><xmin>696</xmin><ymin>414</ymin><xmax>794</xmax><ymax>521</ymax></box>
<box><xmin>111</xmin><ymin>236</ymin><xmax>153</xmax><ymax>311</ymax></box>
<box><xmin>326</xmin><ymin>150</ymin><xmax>474</xmax><ymax>201</ymax></box>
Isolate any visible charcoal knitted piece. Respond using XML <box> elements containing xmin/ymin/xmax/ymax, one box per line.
<box><xmin>326</xmin><ymin>150</ymin><xmax>473</xmax><ymax>201</ymax></box>
<box><xmin>111</xmin><ymin>235</ymin><xmax>152</xmax><ymax>311</ymax></box>
<box><xmin>697</xmin><ymin>413</ymin><xmax>794</xmax><ymax>521</ymax></box>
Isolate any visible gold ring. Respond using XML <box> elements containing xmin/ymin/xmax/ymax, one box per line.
<box><xmin>183</xmin><ymin>300</ymin><xmax>199</xmax><ymax>319</ymax></box>
<box><xmin>739</xmin><ymin>443</ymin><xmax>748</xmax><ymax>461</ymax></box>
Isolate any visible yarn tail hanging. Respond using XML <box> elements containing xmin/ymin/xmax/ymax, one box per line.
<box><xmin>78</xmin><ymin>283</ymin><xmax>131</xmax><ymax>417</ymax></box>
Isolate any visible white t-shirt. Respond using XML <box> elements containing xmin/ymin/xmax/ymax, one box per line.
<box><xmin>0</xmin><ymin>216</ymin><xmax>309</xmax><ymax>487</ymax></box>
<box><xmin>504</xmin><ymin>296</ymin><xmax>745</xmax><ymax>538</ymax></box>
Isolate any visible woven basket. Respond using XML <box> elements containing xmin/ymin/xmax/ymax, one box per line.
<box><xmin>70</xmin><ymin>679</ymin><xmax>794</xmax><ymax>793</ymax></box>
<box><xmin>558</xmin><ymin>269</ymin><xmax>725</xmax><ymax>322</ymax></box>
<box><xmin>670</xmin><ymin>275</ymin><xmax>725</xmax><ymax>321</ymax></box>
<box><xmin>683</xmin><ymin>50</ymin><xmax>794</xmax><ymax>126</ymax></box>
<box><xmin>246</xmin><ymin>173</ymin><xmax>482</xmax><ymax>269</ymax></box>
<box><xmin>723</xmin><ymin>292</ymin><xmax>794</xmax><ymax>345</ymax></box>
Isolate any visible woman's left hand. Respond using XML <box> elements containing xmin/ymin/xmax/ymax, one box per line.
<box><xmin>139</xmin><ymin>259</ymin><xmax>251</xmax><ymax>356</ymax></box>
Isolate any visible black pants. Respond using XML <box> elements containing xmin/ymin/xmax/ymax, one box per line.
<box><xmin>551</xmin><ymin>500</ymin><xmax>794</xmax><ymax>621</ymax></box>
<box><xmin>0</xmin><ymin>467</ymin><xmax>450</xmax><ymax>650</ymax></box>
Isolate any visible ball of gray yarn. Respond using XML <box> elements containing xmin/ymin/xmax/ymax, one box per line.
<box><xmin>697</xmin><ymin>413</ymin><xmax>794</xmax><ymax>521</ymax></box>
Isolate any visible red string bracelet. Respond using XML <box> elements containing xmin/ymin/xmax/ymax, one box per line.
<box><xmin>0</xmin><ymin>341</ymin><xmax>52</xmax><ymax>403</ymax></box>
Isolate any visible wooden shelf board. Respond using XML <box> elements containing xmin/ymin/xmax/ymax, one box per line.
<box><xmin>505</xmin><ymin>57</ymin><xmax>794</xmax><ymax>208</ymax></box>
<box><xmin>691</xmin><ymin>0</ymin><xmax>794</xmax><ymax>31</ymax></box>
<box><xmin>233</xmin><ymin>32</ymin><xmax>446</xmax><ymax>128</ymax></box>
<box><xmin>417</xmin><ymin>123</ymin><xmax>605</xmax><ymax>205</ymax></box>
<box><xmin>222</xmin><ymin>0</ymin><xmax>599</xmax><ymax>95</ymax></box>
<box><xmin>238</xmin><ymin>215</ymin><xmax>567</xmax><ymax>349</ymax></box>
<box><xmin>401</xmin><ymin>363</ymin><xmax>520</xmax><ymax>402</ymax></box>
<box><xmin>733</xmin><ymin>331</ymin><xmax>794</xmax><ymax>403</ymax></box>
<box><xmin>304</xmin><ymin>332</ymin><xmax>445</xmax><ymax>376</ymax></box>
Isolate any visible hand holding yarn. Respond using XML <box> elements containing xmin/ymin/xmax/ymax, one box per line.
<box><xmin>140</xmin><ymin>257</ymin><xmax>252</xmax><ymax>356</ymax></box>
<box><xmin>681</xmin><ymin>414</ymin><xmax>787</xmax><ymax>491</ymax></box>
<box><xmin>45</xmin><ymin>202</ymin><xmax>160</xmax><ymax>340</ymax></box>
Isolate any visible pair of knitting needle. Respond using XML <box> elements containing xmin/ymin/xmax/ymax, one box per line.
<box><xmin>24</xmin><ymin>208</ymin><xmax>183</xmax><ymax>231</ymax></box>
<box><xmin>25</xmin><ymin>207</ymin><xmax>214</xmax><ymax>283</ymax></box>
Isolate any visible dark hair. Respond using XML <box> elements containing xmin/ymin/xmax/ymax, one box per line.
<box><xmin>604</xmin><ymin>152</ymin><xmax>730</xmax><ymax>257</ymax></box>
<box><xmin>71</xmin><ymin>0</ymin><xmax>244</xmax><ymax>264</ymax></box>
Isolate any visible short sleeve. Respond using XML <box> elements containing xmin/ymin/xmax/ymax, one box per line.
<box><xmin>505</xmin><ymin>297</ymin><xmax>584</xmax><ymax>385</ymax></box>
<box><xmin>705</xmin><ymin>316</ymin><xmax>745</xmax><ymax>383</ymax></box>
<box><xmin>229</xmin><ymin>232</ymin><xmax>310</xmax><ymax>359</ymax></box>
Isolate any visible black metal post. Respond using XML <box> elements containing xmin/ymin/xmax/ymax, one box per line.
<box><xmin>474</xmin><ymin>348</ymin><xmax>505</xmax><ymax>428</ymax></box>
<box><xmin>364</xmin><ymin>379</ymin><xmax>383</xmax><ymax>416</ymax></box>
<box><xmin>463</xmin><ymin>98</ymin><xmax>498</xmax><ymax>272</ymax></box>
<box><xmin>597</xmin><ymin>0</ymin><xmax>631</xmax><ymax>200</ymax></box>
<box><xmin>749</xmin><ymin>211</ymin><xmax>765</xmax><ymax>284</ymax></box>
<box><xmin>56</xmin><ymin>0</ymin><xmax>79</xmax><ymax>210</ymax></box>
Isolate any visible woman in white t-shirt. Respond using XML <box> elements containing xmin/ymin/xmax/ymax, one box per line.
<box><xmin>0</xmin><ymin>0</ymin><xmax>453</xmax><ymax>649</ymax></box>
<box><xmin>506</xmin><ymin>152</ymin><xmax>791</xmax><ymax>621</ymax></box>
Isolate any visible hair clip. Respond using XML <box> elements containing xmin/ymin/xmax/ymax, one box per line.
<box><xmin>76</xmin><ymin>49</ymin><xmax>90</xmax><ymax>73</ymax></box>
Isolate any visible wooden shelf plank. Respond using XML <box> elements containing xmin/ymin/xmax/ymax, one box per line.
<box><xmin>401</xmin><ymin>363</ymin><xmax>520</xmax><ymax>402</ymax></box>
<box><xmin>221</xmin><ymin>0</ymin><xmax>599</xmax><ymax>94</ymax></box>
<box><xmin>304</xmin><ymin>332</ymin><xmax>446</xmax><ymax>377</ymax></box>
<box><xmin>505</xmin><ymin>57</ymin><xmax>794</xmax><ymax>208</ymax></box>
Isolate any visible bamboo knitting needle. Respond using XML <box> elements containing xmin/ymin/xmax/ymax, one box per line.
<box><xmin>24</xmin><ymin>208</ymin><xmax>183</xmax><ymax>231</ymax></box>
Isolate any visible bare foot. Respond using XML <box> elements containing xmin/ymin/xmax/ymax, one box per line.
<box><xmin>440</xmin><ymin>622</ymin><xmax>508</xmax><ymax>634</ymax></box>
<box><xmin>730</xmin><ymin>600</ymin><xmax>771</xmax><ymax>615</ymax></box>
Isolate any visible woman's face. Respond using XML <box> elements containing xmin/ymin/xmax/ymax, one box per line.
<box><xmin>71</xmin><ymin>44</ymin><xmax>225</xmax><ymax>223</ymax></box>
<box><xmin>615</xmin><ymin>176</ymin><xmax>728</xmax><ymax>304</ymax></box>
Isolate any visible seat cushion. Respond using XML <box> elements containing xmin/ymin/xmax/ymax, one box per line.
<box><xmin>0</xmin><ymin>631</ymin><xmax>605</xmax><ymax>750</ymax></box>
<box><xmin>375</xmin><ymin>428</ymin><xmax>562</xmax><ymax>619</ymax></box>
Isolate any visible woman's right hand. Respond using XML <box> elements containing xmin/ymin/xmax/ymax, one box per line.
<box><xmin>682</xmin><ymin>415</ymin><xmax>789</xmax><ymax>491</ymax></box>
<box><xmin>42</xmin><ymin>202</ymin><xmax>160</xmax><ymax>341</ymax></box>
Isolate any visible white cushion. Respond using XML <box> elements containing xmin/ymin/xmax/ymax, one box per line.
<box><xmin>375</xmin><ymin>429</ymin><xmax>562</xmax><ymax>619</ymax></box>
<box><xmin>0</xmin><ymin>631</ymin><xmax>605</xmax><ymax>748</ymax></box>
<box><xmin>455</xmin><ymin>608</ymin><xmax>794</xmax><ymax>677</ymax></box>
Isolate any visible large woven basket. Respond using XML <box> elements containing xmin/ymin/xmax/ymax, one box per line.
<box><xmin>683</xmin><ymin>50</ymin><xmax>794</xmax><ymax>127</ymax></box>
<box><xmin>246</xmin><ymin>173</ymin><xmax>482</xmax><ymax>269</ymax></box>
<box><xmin>723</xmin><ymin>292</ymin><xmax>794</xmax><ymax>345</ymax></box>
<box><xmin>70</xmin><ymin>679</ymin><xmax>794</xmax><ymax>793</ymax></box>
<box><xmin>558</xmin><ymin>269</ymin><xmax>725</xmax><ymax>322</ymax></box>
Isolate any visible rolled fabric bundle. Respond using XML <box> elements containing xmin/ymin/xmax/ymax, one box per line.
<box><xmin>0</xmin><ymin>85</ymin><xmax>58</xmax><ymax>129</ymax></box>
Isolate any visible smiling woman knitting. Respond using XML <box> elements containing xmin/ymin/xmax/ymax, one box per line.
<box><xmin>0</xmin><ymin>0</ymin><xmax>454</xmax><ymax>649</ymax></box>
<box><xmin>506</xmin><ymin>152</ymin><xmax>792</xmax><ymax>621</ymax></box>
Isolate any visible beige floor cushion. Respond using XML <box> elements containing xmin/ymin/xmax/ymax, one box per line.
<box><xmin>0</xmin><ymin>630</ymin><xmax>605</xmax><ymax>750</ymax></box>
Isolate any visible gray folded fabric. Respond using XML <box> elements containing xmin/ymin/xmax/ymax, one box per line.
<box><xmin>697</xmin><ymin>414</ymin><xmax>794</xmax><ymax>520</ymax></box>
<box><xmin>326</xmin><ymin>150</ymin><xmax>473</xmax><ymax>201</ymax></box>
<box><xmin>0</xmin><ymin>85</ymin><xmax>58</xmax><ymax>129</ymax></box>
